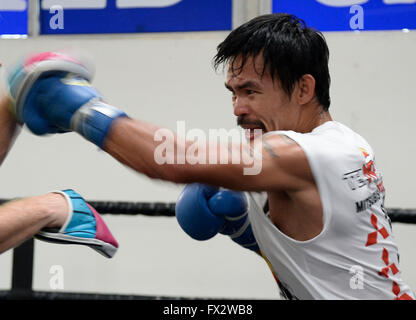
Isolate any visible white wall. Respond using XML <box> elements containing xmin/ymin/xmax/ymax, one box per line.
<box><xmin>0</xmin><ymin>29</ymin><xmax>415</xmax><ymax>299</ymax></box>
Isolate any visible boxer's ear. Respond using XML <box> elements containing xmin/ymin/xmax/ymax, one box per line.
<box><xmin>295</xmin><ymin>74</ymin><xmax>316</xmax><ymax>106</ymax></box>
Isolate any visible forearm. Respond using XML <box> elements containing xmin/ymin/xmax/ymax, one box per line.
<box><xmin>103</xmin><ymin>117</ymin><xmax>173</xmax><ymax>180</ymax></box>
<box><xmin>0</xmin><ymin>96</ymin><xmax>20</xmax><ymax>165</ymax></box>
<box><xmin>0</xmin><ymin>193</ymin><xmax>67</xmax><ymax>254</ymax></box>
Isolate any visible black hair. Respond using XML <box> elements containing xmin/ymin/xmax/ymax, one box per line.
<box><xmin>214</xmin><ymin>13</ymin><xmax>331</xmax><ymax>110</ymax></box>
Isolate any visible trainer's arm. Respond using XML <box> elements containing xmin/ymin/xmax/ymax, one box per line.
<box><xmin>0</xmin><ymin>193</ymin><xmax>67</xmax><ymax>254</ymax></box>
<box><xmin>103</xmin><ymin>118</ymin><xmax>313</xmax><ymax>192</ymax></box>
<box><xmin>0</xmin><ymin>96</ymin><xmax>20</xmax><ymax>166</ymax></box>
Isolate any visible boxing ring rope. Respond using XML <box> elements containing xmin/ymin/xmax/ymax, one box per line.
<box><xmin>0</xmin><ymin>199</ymin><xmax>416</xmax><ymax>300</ymax></box>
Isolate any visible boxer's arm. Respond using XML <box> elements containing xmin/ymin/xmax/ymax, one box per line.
<box><xmin>104</xmin><ymin>118</ymin><xmax>313</xmax><ymax>192</ymax></box>
<box><xmin>0</xmin><ymin>193</ymin><xmax>67</xmax><ymax>254</ymax></box>
<box><xmin>0</xmin><ymin>96</ymin><xmax>21</xmax><ymax>165</ymax></box>
<box><xmin>3</xmin><ymin>50</ymin><xmax>312</xmax><ymax>192</ymax></box>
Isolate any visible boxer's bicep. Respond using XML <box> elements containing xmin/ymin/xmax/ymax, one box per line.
<box><xmin>177</xmin><ymin>134</ymin><xmax>313</xmax><ymax>192</ymax></box>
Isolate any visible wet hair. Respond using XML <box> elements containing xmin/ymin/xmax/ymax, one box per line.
<box><xmin>214</xmin><ymin>13</ymin><xmax>331</xmax><ymax>110</ymax></box>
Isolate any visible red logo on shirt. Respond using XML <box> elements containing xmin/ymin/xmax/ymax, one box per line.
<box><xmin>360</xmin><ymin>148</ymin><xmax>378</xmax><ymax>183</ymax></box>
<box><xmin>366</xmin><ymin>213</ymin><xmax>389</xmax><ymax>246</ymax></box>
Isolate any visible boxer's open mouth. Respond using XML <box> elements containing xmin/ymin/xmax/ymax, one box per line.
<box><xmin>240</xmin><ymin>124</ymin><xmax>265</xmax><ymax>140</ymax></box>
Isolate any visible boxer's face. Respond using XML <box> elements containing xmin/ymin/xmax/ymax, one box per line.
<box><xmin>225</xmin><ymin>54</ymin><xmax>302</xmax><ymax>140</ymax></box>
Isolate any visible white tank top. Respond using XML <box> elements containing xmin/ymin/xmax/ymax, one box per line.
<box><xmin>247</xmin><ymin>121</ymin><xmax>414</xmax><ymax>300</ymax></box>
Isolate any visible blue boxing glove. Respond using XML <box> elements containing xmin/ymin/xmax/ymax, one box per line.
<box><xmin>26</xmin><ymin>74</ymin><xmax>127</xmax><ymax>148</ymax></box>
<box><xmin>6</xmin><ymin>51</ymin><xmax>128</xmax><ymax>148</ymax></box>
<box><xmin>175</xmin><ymin>183</ymin><xmax>259</xmax><ymax>252</ymax></box>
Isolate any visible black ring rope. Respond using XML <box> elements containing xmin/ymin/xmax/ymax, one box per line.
<box><xmin>87</xmin><ymin>201</ymin><xmax>177</xmax><ymax>216</ymax></box>
<box><xmin>1</xmin><ymin>199</ymin><xmax>416</xmax><ymax>223</ymax></box>
<box><xmin>384</xmin><ymin>208</ymin><xmax>416</xmax><ymax>224</ymax></box>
